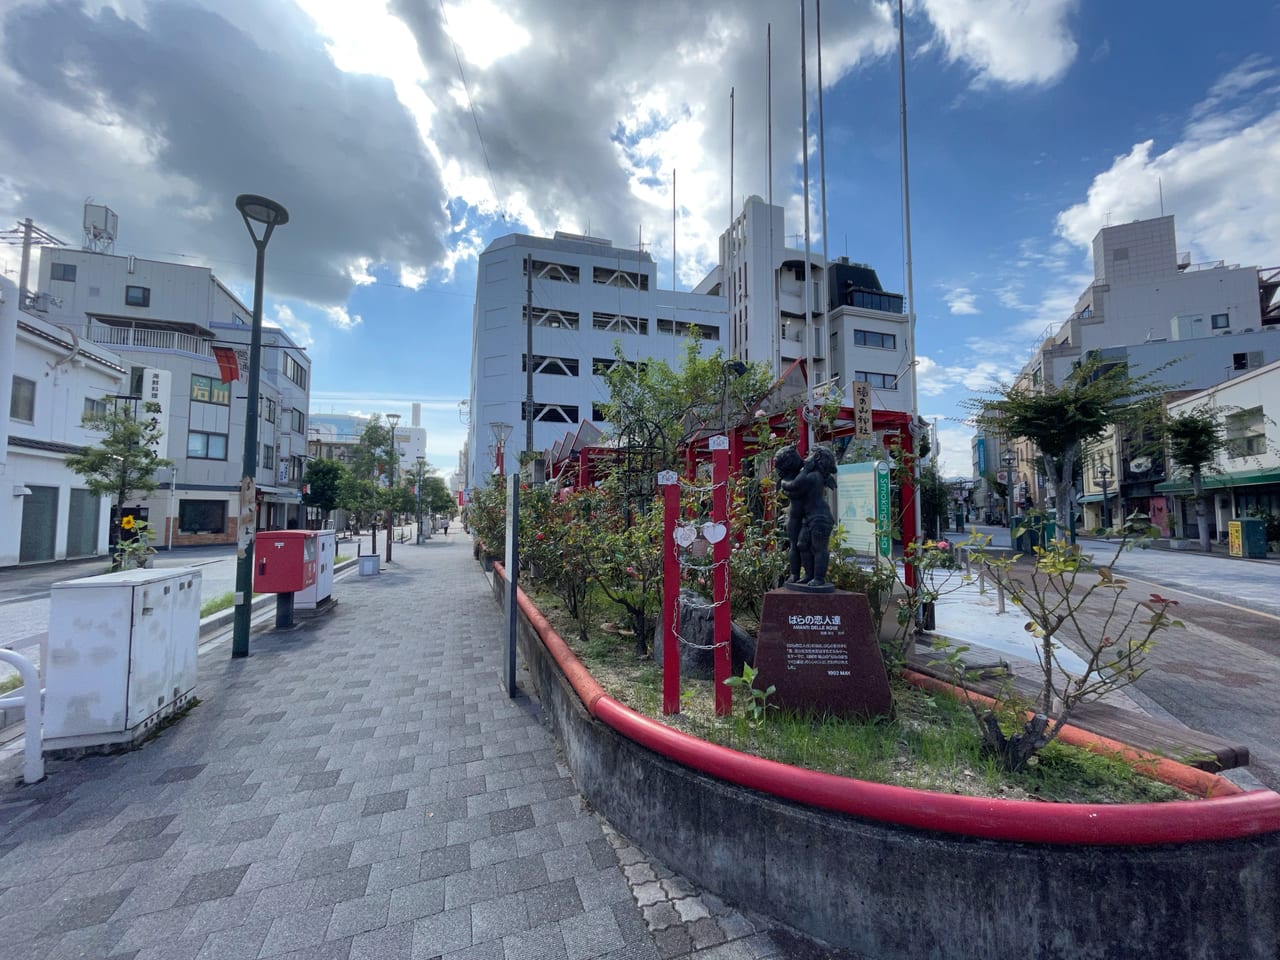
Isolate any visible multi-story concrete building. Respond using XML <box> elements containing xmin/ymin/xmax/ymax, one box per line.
<box><xmin>466</xmin><ymin>231</ymin><xmax>728</xmax><ymax>486</ymax></box>
<box><xmin>1</xmin><ymin>274</ymin><xmax>128</xmax><ymax>565</ymax></box>
<box><xmin>1158</xmin><ymin>358</ymin><xmax>1280</xmax><ymax>540</ymax></box>
<box><xmin>465</xmin><ymin>201</ymin><xmax>916</xmax><ymax>491</ymax></box>
<box><xmin>715</xmin><ymin>195</ymin><xmax>914</xmax><ymax>414</ymax></box>
<box><xmin>308</xmin><ymin>410</ymin><xmax>426</xmax><ymax>472</ymax></box>
<box><xmin>1002</xmin><ymin>213</ymin><xmax>1280</xmax><ymax>529</ymax></box>
<box><xmin>29</xmin><ymin>242</ymin><xmax>312</xmax><ymax>545</ymax></box>
<box><xmin>1023</xmin><ymin>215</ymin><xmax>1277</xmax><ymax>392</ymax></box>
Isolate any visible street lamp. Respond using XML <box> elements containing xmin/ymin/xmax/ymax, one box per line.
<box><xmin>1097</xmin><ymin>463</ymin><xmax>1112</xmax><ymax>531</ymax></box>
<box><xmin>385</xmin><ymin>412</ymin><xmax>400</xmax><ymax>563</ymax></box>
<box><xmin>490</xmin><ymin>422</ymin><xmax>512</xmax><ymax>476</ymax></box>
<box><xmin>232</xmin><ymin>193</ymin><xmax>289</xmax><ymax>659</ymax></box>
<box><xmin>416</xmin><ymin>455</ymin><xmax>430</xmax><ymax>543</ymax></box>
<box><xmin>1002</xmin><ymin>450</ymin><xmax>1016</xmax><ymax>532</ymax></box>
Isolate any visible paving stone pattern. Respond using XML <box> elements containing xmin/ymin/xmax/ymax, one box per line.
<box><xmin>0</xmin><ymin>535</ymin><xmax>862</xmax><ymax>960</ymax></box>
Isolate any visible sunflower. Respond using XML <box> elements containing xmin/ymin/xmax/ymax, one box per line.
<box><xmin>121</xmin><ymin>515</ymin><xmax>136</xmax><ymax>530</ymax></box>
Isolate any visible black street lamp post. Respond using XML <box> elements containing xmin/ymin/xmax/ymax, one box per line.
<box><xmin>385</xmin><ymin>412</ymin><xmax>400</xmax><ymax>564</ymax></box>
<box><xmin>232</xmin><ymin>193</ymin><xmax>288</xmax><ymax>659</ymax></box>
<box><xmin>1001</xmin><ymin>450</ymin><xmax>1016</xmax><ymax>529</ymax></box>
<box><xmin>1098</xmin><ymin>463</ymin><xmax>1111</xmax><ymax>531</ymax></box>
<box><xmin>415</xmin><ymin>455</ymin><xmax>428</xmax><ymax>544</ymax></box>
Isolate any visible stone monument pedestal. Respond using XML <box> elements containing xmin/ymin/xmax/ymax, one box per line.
<box><xmin>752</xmin><ymin>589</ymin><xmax>893</xmax><ymax>719</ymax></box>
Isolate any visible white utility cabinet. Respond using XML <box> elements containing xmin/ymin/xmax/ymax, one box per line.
<box><xmin>297</xmin><ymin>530</ymin><xmax>336</xmax><ymax>609</ymax></box>
<box><xmin>45</xmin><ymin>567</ymin><xmax>201</xmax><ymax>751</ymax></box>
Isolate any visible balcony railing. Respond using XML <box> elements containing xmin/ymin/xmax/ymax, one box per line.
<box><xmin>88</xmin><ymin>325</ymin><xmax>213</xmax><ymax>357</ymax></box>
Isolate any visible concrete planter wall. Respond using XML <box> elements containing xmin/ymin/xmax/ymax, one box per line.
<box><xmin>491</xmin><ymin>571</ymin><xmax>1280</xmax><ymax>960</ymax></box>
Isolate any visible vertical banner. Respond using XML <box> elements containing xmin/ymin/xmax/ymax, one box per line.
<box><xmin>659</xmin><ymin>471</ymin><xmax>680</xmax><ymax>714</ymax></box>
<box><xmin>710</xmin><ymin>435</ymin><xmax>731</xmax><ymax>717</ymax></box>
<box><xmin>503</xmin><ymin>474</ymin><xmax>519</xmax><ymax>698</ymax></box>
<box><xmin>143</xmin><ymin>367</ymin><xmax>172</xmax><ymax>460</ymax></box>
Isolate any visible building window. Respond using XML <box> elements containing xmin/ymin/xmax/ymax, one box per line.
<box><xmin>527</xmin><ymin>258</ymin><xmax>580</xmax><ymax>283</ymax></box>
<box><xmin>282</xmin><ymin>353</ymin><xmax>308</xmax><ymax>389</ymax></box>
<box><xmin>190</xmin><ymin>374</ymin><xmax>230</xmax><ymax>405</ymax></box>
<box><xmin>1211</xmin><ymin>313</ymin><xmax>1230</xmax><ymax>330</ymax></box>
<box><xmin>188</xmin><ymin>430</ymin><xmax>229</xmax><ymax>460</ymax></box>
<box><xmin>854</xmin><ymin>329</ymin><xmax>897</xmax><ymax>349</ymax></box>
<box><xmin>125</xmin><ymin>285</ymin><xmax>151</xmax><ymax>307</ymax></box>
<box><xmin>260</xmin><ymin>397</ymin><xmax>276</xmax><ymax>423</ymax></box>
<box><xmin>1226</xmin><ymin>406</ymin><xmax>1266</xmax><ymax>458</ymax></box>
<box><xmin>593</xmin><ymin>312</ymin><xmax>649</xmax><ymax>335</ymax></box>
<box><xmin>263</xmin><ymin>444</ymin><xmax>273</xmax><ymax>471</ymax></box>
<box><xmin>290</xmin><ymin>408</ymin><xmax>305</xmax><ymax>434</ymax></box>
<box><xmin>592</xmin><ymin>357</ymin><xmax>645</xmax><ymax>376</ymax></box>
<box><xmin>591</xmin><ymin>403</ymin><xmax>608</xmax><ymax>422</ymax></box>
<box><xmin>522</xmin><ymin>402</ymin><xmax>579</xmax><ymax>424</ymax></box>
<box><xmin>83</xmin><ymin>396</ymin><xmax>109</xmax><ymax>418</ymax></box>
<box><xmin>179</xmin><ymin>499</ymin><xmax>227</xmax><ymax>535</ymax></box>
<box><xmin>527</xmin><ymin>306</ymin><xmax>580</xmax><ymax>329</ymax></box>
<box><xmin>10</xmin><ymin>376</ymin><xmax>35</xmax><ymax>421</ymax></box>
<box><xmin>656</xmin><ymin>318</ymin><xmax>720</xmax><ymax>339</ymax></box>
<box><xmin>51</xmin><ymin>262</ymin><xmax>77</xmax><ymax>282</ymax></box>
<box><xmin>592</xmin><ymin>266</ymin><xmax>649</xmax><ymax>291</ymax></box>
<box><xmin>522</xmin><ymin>355</ymin><xmax>580</xmax><ymax>376</ymax></box>
<box><xmin>1233</xmin><ymin>351</ymin><xmax>1265</xmax><ymax>372</ymax></box>
<box><xmin>854</xmin><ymin>371</ymin><xmax>897</xmax><ymax>390</ymax></box>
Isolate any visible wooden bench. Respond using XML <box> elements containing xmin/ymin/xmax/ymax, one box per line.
<box><xmin>906</xmin><ymin>649</ymin><xmax>1249</xmax><ymax>773</ymax></box>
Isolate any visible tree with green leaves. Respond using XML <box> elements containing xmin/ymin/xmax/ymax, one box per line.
<box><xmin>302</xmin><ymin>459</ymin><xmax>347</xmax><ymax>525</ymax></box>
<box><xmin>1164</xmin><ymin>405</ymin><xmax>1226</xmax><ymax>551</ymax></box>
<box><xmin>967</xmin><ymin>356</ymin><xmax>1168</xmax><ymax>538</ymax></box>
<box><xmin>66</xmin><ymin>400</ymin><xmax>173</xmax><ymax>561</ymax></box>
<box><xmin>601</xmin><ymin>339</ymin><xmax>773</xmax><ymax>471</ymax></box>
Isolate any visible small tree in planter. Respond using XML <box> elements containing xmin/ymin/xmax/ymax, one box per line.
<box><xmin>467</xmin><ymin>477</ymin><xmax>507</xmax><ymax>563</ymax></box>
<box><xmin>938</xmin><ymin>517</ymin><xmax>1183</xmax><ymax>772</ymax></box>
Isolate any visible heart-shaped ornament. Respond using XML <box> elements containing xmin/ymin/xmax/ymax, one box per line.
<box><xmin>701</xmin><ymin>521</ymin><xmax>728</xmax><ymax>544</ymax></box>
<box><xmin>673</xmin><ymin>524</ymin><xmax>698</xmax><ymax>548</ymax></box>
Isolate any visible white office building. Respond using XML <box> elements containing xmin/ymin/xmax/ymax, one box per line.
<box><xmin>466</xmin><ymin>231</ymin><xmax>727</xmax><ymax>486</ymax></box>
<box><xmin>1</xmin><ymin>274</ymin><xmax>129</xmax><ymax>565</ymax></box>
<box><xmin>1023</xmin><ymin>215</ymin><xmax>1278</xmax><ymax>391</ymax></box>
<box><xmin>29</xmin><ymin>239</ymin><xmax>312</xmax><ymax>545</ymax></box>
<box><xmin>715</xmin><ymin>195</ymin><xmax>915</xmax><ymax>414</ymax></box>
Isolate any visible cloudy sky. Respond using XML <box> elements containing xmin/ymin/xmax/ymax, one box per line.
<box><xmin>3</xmin><ymin>0</ymin><xmax>1280</xmax><ymax>476</ymax></box>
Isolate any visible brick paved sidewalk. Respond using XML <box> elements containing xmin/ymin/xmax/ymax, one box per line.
<box><xmin>0</xmin><ymin>535</ymin><xmax>657</xmax><ymax>960</ymax></box>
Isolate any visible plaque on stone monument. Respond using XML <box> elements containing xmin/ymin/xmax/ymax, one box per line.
<box><xmin>752</xmin><ymin>589</ymin><xmax>893</xmax><ymax>719</ymax></box>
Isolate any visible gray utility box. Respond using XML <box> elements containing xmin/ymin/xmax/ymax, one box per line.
<box><xmin>298</xmin><ymin>529</ymin><xmax>337</xmax><ymax>609</ymax></box>
<box><xmin>46</xmin><ymin>567</ymin><xmax>201</xmax><ymax>752</ymax></box>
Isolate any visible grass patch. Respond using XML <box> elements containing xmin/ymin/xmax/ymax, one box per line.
<box><xmin>0</xmin><ymin>674</ymin><xmax>22</xmax><ymax>696</ymax></box>
<box><xmin>200</xmin><ymin>591</ymin><xmax>262</xmax><ymax>618</ymax></box>
<box><xmin>335</xmin><ymin>555</ymin><xmax>352</xmax><ymax>564</ymax></box>
<box><xmin>529</xmin><ymin>585</ymin><xmax>1189</xmax><ymax>804</ymax></box>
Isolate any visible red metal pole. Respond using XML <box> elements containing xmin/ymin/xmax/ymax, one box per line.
<box><xmin>661</xmin><ymin>476</ymin><xmax>680</xmax><ymax>714</ymax></box>
<box><xmin>712</xmin><ymin>437</ymin><xmax>732</xmax><ymax>716</ymax></box>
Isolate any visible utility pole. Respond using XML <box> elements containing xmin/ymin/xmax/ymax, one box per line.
<box><xmin>525</xmin><ymin>255</ymin><xmax>534</xmax><ymax>460</ymax></box>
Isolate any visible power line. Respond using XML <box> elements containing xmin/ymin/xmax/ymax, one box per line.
<box><xmin>438</xmin><ymin>0</ymin><xmax>506</xmax><ymax>223</ymax></box>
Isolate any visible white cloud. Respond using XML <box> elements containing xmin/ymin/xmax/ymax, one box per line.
<box><xmin>917</xmin><ymin>0</ymin><xmax>1078</xmax><ymax>89</ymax></box>
<box><xmin>324</xmin><ymin>305</ymin><xmax>363</xmax><ymax>330</ymax></box>
<box><xmin>1056</xmin><ymin>58</ymin><xmax>1280</xmax><ymax>270</ymax></box>
<box><xmin>271</xmin><ymin>304</ymin><xmax>313</xmax><ymax>347</ymax></box>
<box><xmin>943</xmin><ymin>286</ymin><xmax>978</xmax><ymax>315</ymax></box>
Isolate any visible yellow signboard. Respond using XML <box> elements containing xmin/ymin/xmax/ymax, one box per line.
<box><xmin>1228</xmin><ymin>520</ymin><xmax>1243</xmax><ymax>557</ymax></box>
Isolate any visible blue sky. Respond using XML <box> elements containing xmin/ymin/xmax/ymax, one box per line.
<box><xmin>3</xmin><ymin>1</ymin><xmax>1280</xmax><ymax>476</ymax></box>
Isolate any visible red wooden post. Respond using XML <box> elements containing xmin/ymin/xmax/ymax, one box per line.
<box><xmin>711</xmin><ymin>436</ymin><xmax>732</xmax><ymax>716</ymax></box>
<box><xmin>660</xmin><ymin>472</ymin><xmax>681</xmax><ymax>714</ymax></box>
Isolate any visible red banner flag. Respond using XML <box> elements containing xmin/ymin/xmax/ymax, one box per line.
<box><xmin>212</xmin><ymin>346</ymin><xmax>240</xmax><ymax>383</ymax></box>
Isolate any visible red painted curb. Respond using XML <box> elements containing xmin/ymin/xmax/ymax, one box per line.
<box><xmin>499</xmin><ymin>566</ymin><xmax>1280</xmax><ymax>845</ymax></box>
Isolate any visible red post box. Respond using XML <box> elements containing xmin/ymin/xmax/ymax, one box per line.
<box><xmin>253</xmin><ymin>530</ymin><xmax>318</xmax><ymax>594</ymax></box>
